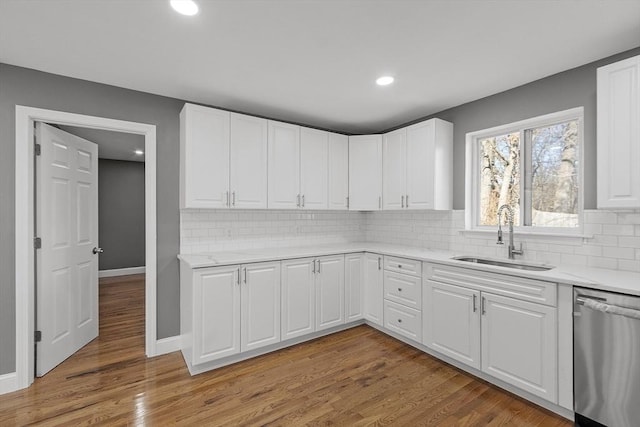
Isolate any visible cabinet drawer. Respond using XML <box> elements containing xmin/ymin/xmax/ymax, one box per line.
<box><xmin>383</xmin><ymin>271</ymin><xmax>421</xmax><ymax>310</ymax></box>
<box><xmin>384</xmin><ymin>300</ymin><xmax>422</xmax><ymax>342</ymax></box>
<box><xmin>426</xmin><ymin>263</ymin><xmax>556</xmax><ymax>306</ymax></box>
<box><xmin>384</xmin><ymin>256</ymin><xmax>422</xmax><ymax>276</ymax></box>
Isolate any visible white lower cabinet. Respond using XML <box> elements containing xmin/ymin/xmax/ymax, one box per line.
<box><xmin>180</xmin><ymin>261</ymin><xmax>280</xmax><ymax>368</ymax></box>
<box><xmin>281</xmin><ymin>255</ymin><xmax>345</xmax><ymax>339</ymax></box>
<box><xmin>384</xmin><ymin>300</ymin><xmax>421</xmax><ymax>342</ymax></box>
<box><xmin>345</xmin><ymin>253</ymin><xmax>364</xmax><ymax>322</ymax></box>
<box><xmin>281</xmin><ymin>258</ymin><xmax>316</xmax><ymax>340</ymax></box>
<box><xmin>363</xmin><ymin>253</ymin><xmax>384</xmax><ymax>326</ymax></box>
<box><xmin>481</xmin><ymin>292</ymin><xmax>557</xmax><ymax>403</ymax></box>
<box><xmin>423</xmin><ymin>281</ymin><xmax>481</xmax><ymax>369</ymax></box>
<box><xmin>315</xmin><ymin>255</ymin><xmax>345</xmax><ymax>331</ymax></box>
<box><xmin>423</xmin><ymin>263</ymin><xmax>558</xmax><ymax>404</ymax></box>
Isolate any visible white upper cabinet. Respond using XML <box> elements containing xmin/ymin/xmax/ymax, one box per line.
<box><xmin>230</xmin><ymin>113</ymin><xmax>268</xmax><ymax>209</ymax></box>
<box><xmin>382</xmin><ymin>118</ymin><xmax>452</xmax><ymax>210</ymax></box>
<box><xmin>180</xmin><ymin>104</ymin><xmax>230</xmax><ymax>209</ymax></box>
<box><xmin>349</xmin><ymin>135</ymin><xmax>383</xmax><ymax>210</ymax></box>
<box><xmin>268</xmin><ymin>120</ymin><xmax>301</xmax><ymax>209</ymax></box>
<box><xmin>300</xmin><ymin>128</ymin><xmax>329</xmax><ymax>210</ymax></box>
<box><xmin>597</xmin><ymin>54</ymin><xmax>640</xmax><ymax>209</ymax></box>
<box><xmin>328</xmin><ymin>132</ymin><xmax>349</xmax><ymax>210</ymax></box>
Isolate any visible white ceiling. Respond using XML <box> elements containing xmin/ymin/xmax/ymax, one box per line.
<box><xmin>1</xmin><ymin>0</ymin><xmax>639</xmax><ymax>134</ymax></box>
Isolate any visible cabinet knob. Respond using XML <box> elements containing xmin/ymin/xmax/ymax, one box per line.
<box><xmin>398</xmin><ymin>319</ymin><xmax>402</xmax><ymax>323</ymax></box>
<box><xmin>398</xmin><ymin>264</ymin><xmax>402</xmax><ymax>268</ymax></box>
<box><xmin>397</xmin><ymin>287</ymin><xmax>402</xmax><ymax>292</ymax></box>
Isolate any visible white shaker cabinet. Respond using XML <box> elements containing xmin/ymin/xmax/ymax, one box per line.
<box><xmin>300</xmin><ymin>127</ymin><xmax>329</xmax><ymax>210</ymax></box>
<box><xmin>315</xmin><ymin>255</ymin><xmax>345</xmax><ymax>331</ymax></box>
<box><xmin>240</xmin><ymin>262</ymin><xmax>281</xmax><ymax>352</ymax></box>
<box><xmin>382</xmin><ymin>119</ymin><xmax>453</xmax><ymax>210</ymax></box>
<box><xmin>328</xmin><ymin>132</ymin><xmax>349</xmax><ymax>210</ymax></box>
<box><xmin>363</xmin><ymin>253</ymin><xmax>384</xmax><ymax>325</ymax></box>
<box><xmin>229</xmin><ymin>113</ymin><xmax>268</xmax><ymax>209</ymax></box>
<box><xmin>268</xmin><ymin>121</ymin><xmax>301</xmax><ymax>209</ymax></box>
<box><xmin>597</xmin><ymin>54</ymin><xmax>640</xmax><ymax>208</ymax></box>
<box><xmin>345</xmin><ymin>253</ymin><xmax>364</xmax><ymax>322</ymax></box>
<box><xmin>349</xmin><ymin>135</ymin><xmax>383</xmax><ymax>210</ymax></box>
<box><xmin>180</xmin><ymin>104</ymin><xmax>230</xmax><ymax>209</ymax></box>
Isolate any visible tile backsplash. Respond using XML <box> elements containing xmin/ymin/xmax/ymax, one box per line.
<box><xmin>180</xmin><ymin>208</ymin><xmax>640</xmax><ymax>272</ymax></box>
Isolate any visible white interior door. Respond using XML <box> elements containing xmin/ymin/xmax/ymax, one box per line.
<box><xmin>36</xmin><ymin>122</ymin><xmax>99</xmax><ymax>376</ymax></box>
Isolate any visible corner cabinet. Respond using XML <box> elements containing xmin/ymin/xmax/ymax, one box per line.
<box><xmin>597</xmin><ymin>54</ymin><xmax>640</xmax><ymax>209</ymax></box>
<box><xmin>180</xmin><ymin>104</ymin><xmax>268</xmax><ymax>209</ymax></box>
<box><xmin>349</xmin><ymin>135</ymin><xmax>383</xmax><ymax>210</ymax></box>
<box><xmin>180</xmin><ymin>260</ymin><xmax>280</xmax><ymax>371</ymax></box>
<box><xmin>383</xmin><ymin>118</ymin><xmax>453</xmax><ymax>210</ymax></box>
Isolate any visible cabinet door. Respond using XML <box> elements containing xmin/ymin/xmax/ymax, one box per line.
<box><xmin>345</xmin><ymin>253</ymin><xmax>364</xmax><ymax>321</ymax></box>
<box><xmin>384</xmin><ymin>300</ymin><xmax>422</xmax><ymax>342</ymax></box>
<box><xmin>268</xmin><ymin>121</ymin><xmax>300</xmax><ymax>209</ymax></box>
<box><xmin>423</xmin><ymin>281</ymin><xmax>480</xmax><ymax>369</ymax></box>
<box><xmin>406</xmin><ymin>120</ymin><xmax>434</xmax><ymax>210</ymax></box>
<box><xmin>383</xmin><ymin>271</ymin><xmax>421</xmax><ymax>310</ymax></box>
<box><xmin>349</xmin><ymin>135</ymin><xmax>382</xmax><ymax>210</ymax></box>
<box><xmin>180</xmin><ymin>104</ymin><xmax>230</xmax><ymax>209</ymax></box>
<box><xmin>316</xmin><ymin>255</ymin><xmax>345</xmax><ymax>331</ymax></box>
<box><xmin>241</xmin><ymin>262</ymin><xmax>281</xmax><ymax>352</ymax></box>
<box><xmin>328</xmin><ymin>132</ymin><xmax>349</xmax><ymax>210</ymax></box>
<box><xmin>300</xmin><ymin>127</ymin><xmax>328</xmax><ymax>210</ymax></box>
<box><xmin>597</xmin><ymin>55</ymin><xmax>640</xmax><ymax>208</ymax></box>
<box><xmin>382</xmin><ymin>128</ymin><xmax>406</xmax><ymax>210</ymax></box>
<box><xmin>193</xmin><ymin>266</ymin><xmax>240</xmax><ymax>364</ymax></box>
<box><xmin>230</xmin><ymin>113</ymin><xmax>268</xmax><ymax>209</ymax></box>
<box><xmin>281</xmin><ymin>258</ymin><xmax>315</xmax><ymax>340</ymax></box>
<box><xmin>363</xmin><ymin>253</ymin><xmax>383</xmax><ymax>326</ymax></box>
<box><xmin>481</xmin><ymin>292</ymin><xmax>557</xmax><ymax>403</ymax></box>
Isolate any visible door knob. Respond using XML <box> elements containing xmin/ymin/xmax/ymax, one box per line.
<box><xmin>92</xmin><ymin>247</ymin><xmax>103</xmax><ymax>254</ymax></box>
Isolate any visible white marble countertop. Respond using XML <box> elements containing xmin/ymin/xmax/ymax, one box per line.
<box><xmin>178</xmin><ymin>242</ymin><xmax>640</xmax><ymax>296</ymax></box>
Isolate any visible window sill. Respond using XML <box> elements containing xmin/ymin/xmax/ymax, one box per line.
<box><xmin>460</xmin><ymin>229</ymin><xmax>593</xmax><ymax>244</ymax></box>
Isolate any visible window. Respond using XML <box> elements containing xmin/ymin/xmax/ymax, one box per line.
<box><xmin>466</xmin><ymin>107</ymin><xmax>584</xmax><ymax>235</ymax></box>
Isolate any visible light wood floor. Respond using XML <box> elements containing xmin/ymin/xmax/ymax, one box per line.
<box><xmin>0</xmin><ymin>274</ymin><xmax>571</xmax><ymax>426</ymax></box>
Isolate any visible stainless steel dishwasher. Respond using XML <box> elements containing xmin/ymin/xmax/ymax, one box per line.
<box><xmin>574</xmin><ymin>287</ymin><xmax>640</xmax><ymax>427</ymax></box>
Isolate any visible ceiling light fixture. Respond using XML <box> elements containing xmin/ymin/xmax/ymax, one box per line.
<box><xmin>376</xmin><ymin>76</ymin><xmax>394</xmax><ymax>86</ymax></box>
<box><xmin>135</xmin><ymin>150</ymin><xmax>144</xmax><ymax>155</ymax></box>
<box><xmin>170</xmin><ymin>0</ymin><xmax>199</xmax><ymax>16</ymax></box>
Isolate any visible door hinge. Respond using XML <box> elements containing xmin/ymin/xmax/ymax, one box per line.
<box><xmin>34</xmin><ymin>330</ymin><xmax>42</xmax><ymax>342</ymax></box>
<box><xmin>34</xmin><ymin>237</ymin><xmax>42</xmax><ymax>249</ymax></box>
<box><xmin>34</xmin><ymin>143</ymin><xmax>41</xmax><ymax>156</ymax></box>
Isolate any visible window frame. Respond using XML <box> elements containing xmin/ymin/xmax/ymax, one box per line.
<box><xmin>465</xmin><ymin>107</ymin><xmax>585</xmax><ymax>236</ymax></box>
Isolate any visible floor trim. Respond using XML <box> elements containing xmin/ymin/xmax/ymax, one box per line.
<box><xmin>99</xmin><ymin>267</ymin><xmax>146</xmax><ymax>278</ymax></box>
<box><xmin>0</xmin><ymin>372</ymin><xmax>19</xmax><ymax>394</ymax></box>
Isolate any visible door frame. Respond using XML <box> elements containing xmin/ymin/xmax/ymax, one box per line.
<box><xmin>14</xmin><ymin>105</ymin><xmax>157</xmax><ymax>390</ymax></box>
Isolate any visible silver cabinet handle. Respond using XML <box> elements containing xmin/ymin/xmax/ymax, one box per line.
<box><xmin>481</xmin><ymin>296</ymin><xmax>486</xmax><ymax>315</ymax></box>
<box><xmin>237</xmin><ymin>268</ymin><xmax>241</xmax><ymax>285</ymax></box>
<box><xmin>398</xmin><ymin>318</ymin><xmax>402</xmax><ymax>323</ymax></box>
<box><xmin>401</xmin><ymin>195</ymin><xmax>405</xmax><ymax>208</ymax></box>
<box><xmin>378</xmin><ymin>257</ymin><xmax>381</xmax><ymax>270</ymax></box>
<box><xmin>577</xmin><ymin>295</ymin><xmax>640</xmax><ymax>319</ymax></box>
<box><xmin>232</xmin><ymin>191</ymin><xmax>236</xmax><ymax>206</ymax></box>
<box><xmin>243</xmin><ymin>267</ymin><xmax>247</xmax><ymax>283</ymax></box>
<box><xmin>406</xmin><ymin>194</ymin><xmax>409</xmax><ymax>208</ymax></box>
<box><xmin>473</xmin><ymin>294</ymin><xmax>477</xmax><ymax>312</ymax></box>
<box><xmin>302</xmin><ymin>194</ymin><xmax>305</xmax><ymax>208</ymax></box>
<box><xmin>297</xmin><ymin>194</ymin><xmax>300</xmax><ymax>207</ymax></box>
<box><xmin>312</xmin><ymin>259</ymin><xmax>316</xmax><ymax>274</ymax></box>
<box><xmin>397</xmin><ymin>264</ymin><xmax>402</xmax><ymax>268</ymax></box>
<box><xmin>397</xmin><ymin>287</ymin><xmax>402</xmax><ymax>292</ymax></box>
<box><xmin>317</xmin><ymin>259</ymin><xmax>321</xmax><ymax>273</ymax></box>
<box><xmin>346</xmin><ymin>196</ymin><xmax>349</xmax><ymax>209</ymax></box>
<box><xmin>92</xmin><ymin>247</ymin><xmax>103</xmax><ymax>254</ymax></box>
<box><xmin>226</xmin><ymin>191</ymin><xmax>230</xmax><ymax>207</ymax></box>
<box><xmin>378</xmin><ymin>196</ymin><xmax>381</xmax><ymax>209</ymax></box>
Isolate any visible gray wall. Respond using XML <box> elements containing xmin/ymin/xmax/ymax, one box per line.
<box><xmin>0</xmin><ymin>64</ymin><xmax>183</xmax><ymax>374</ymax></box>
<box><xmin>98</xmin><ymin>159</ymin><xmax>145</xmax><ymax>271</ymax></box>
<box><xmin>1</xmin><ymin>46</ymin><xmax>639</xmax><ymax>375</ymax></box>
<box><xmin>386</xmin><ymin>46</ymin><xmax>640</xmax><ymax>210</ymax></box>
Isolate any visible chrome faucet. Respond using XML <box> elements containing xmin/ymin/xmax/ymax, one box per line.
<box><xmin>496</xmin><ymin>204</ymin><xmax>523</xmax><ymax>259</ymax></box>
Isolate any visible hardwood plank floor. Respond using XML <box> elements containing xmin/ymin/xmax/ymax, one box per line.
<box><xmin>0</xmin><ymin>274</ymin><xmax>571</xmax><ymax>426</ymax></box>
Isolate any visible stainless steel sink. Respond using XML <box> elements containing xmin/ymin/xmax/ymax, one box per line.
<box><xmin>452</xmin><ymin>256</ymin><xmax>554</xmax><ymax>271</ymax></box>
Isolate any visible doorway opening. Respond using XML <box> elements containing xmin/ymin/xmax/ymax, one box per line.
<box><xmin>14</xmin><ymin>106</ymin><xmax>158</xmax><ymax>390</ymax></box>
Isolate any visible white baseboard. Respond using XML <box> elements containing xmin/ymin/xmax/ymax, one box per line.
<box><xmin>0</xmin><ymin>372</ymin><xmax>20</xmax><ymax>395</ymax></box>
<box><xmin>99</xmin><ymin>266</ymin><xmax>146</xmax><ymax>278</ymax></box>
<box><xmin>155</xmin><ymin>335</ymin><xmax>181</xmax><ymax>356</ymax></box>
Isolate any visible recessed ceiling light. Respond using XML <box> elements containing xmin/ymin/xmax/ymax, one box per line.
<box><xmin>135</xmin><ymin>150</ymin><xmax>144</xmax><ymax>155</ymax></box>
<box><xmin>170</xmin><ymin>0</ymin><xmax>199</xmax><ymax>16</ymax></box>
<box><xmin>376</xmin><ymin>76</ymin><xmax>394</xmax><ymax>86</ymax></box>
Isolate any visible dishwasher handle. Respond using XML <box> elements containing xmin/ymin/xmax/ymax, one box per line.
<box><xmin>576</xmin><ymin>295</ymin><xmax>640</xmax><ymax>320</ymax></box>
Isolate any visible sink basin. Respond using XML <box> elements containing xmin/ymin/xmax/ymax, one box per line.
<box><xmin>452</xmin><ymin>256</ymin><xmax>554</xmax><ymax>271</ymax></box>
